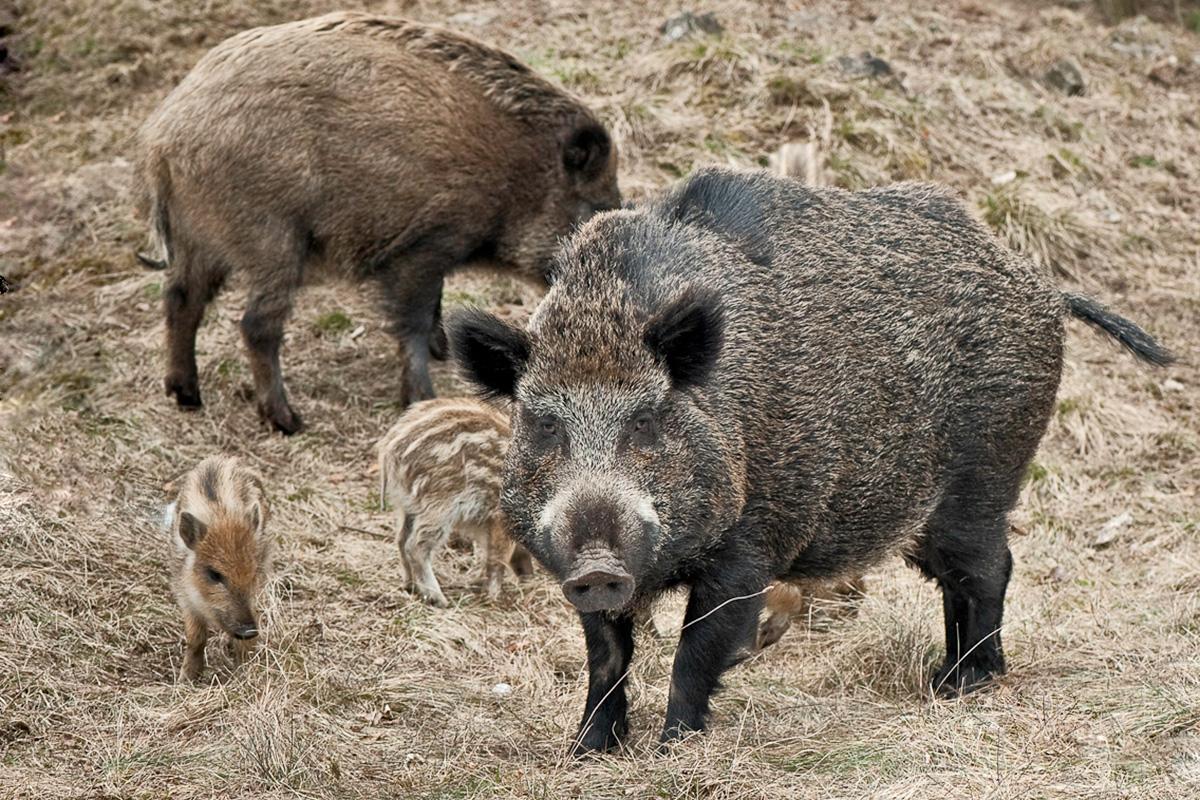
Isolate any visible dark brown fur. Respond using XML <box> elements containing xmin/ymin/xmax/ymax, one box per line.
<box><xmin>136</xmin><ymin>12</ymin><xmax>620</xmax><ymax>434</ymax></box>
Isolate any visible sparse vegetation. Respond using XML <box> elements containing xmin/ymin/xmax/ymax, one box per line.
<box><xmin>0</xmin><ymin>1</ymin><xmax>1196</xmax><ymax>799</ymax></box>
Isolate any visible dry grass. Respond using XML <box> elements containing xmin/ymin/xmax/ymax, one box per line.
<box><xmin>2</xmin><ymin>0</ymin><xmax>1198</xmax><ymax>797</ymax></box>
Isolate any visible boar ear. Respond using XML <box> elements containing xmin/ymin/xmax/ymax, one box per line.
<box><xmin>178</xmin><ymin>512</ymin><xmax>207</xmax><ymax>550</ymax></box>
<box><xmin>448</xmin><ymin>307</ymin><xmax>531</xmax><ymax>399</ymax></box>
<box><xmin>644</xmin><ymin>288</ymin><xmax>724</xmax><ymax>389</ymax></box>
<box><xmin>563</xmin><ymin>122</ymin><xmax>611</xmax><ymax>180</ymax></box>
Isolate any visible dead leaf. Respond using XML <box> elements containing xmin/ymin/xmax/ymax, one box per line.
<box><xmin>1092</xmin><ymin>511</ymin><xmax>1132</xmax><ymax>548</ymax></box>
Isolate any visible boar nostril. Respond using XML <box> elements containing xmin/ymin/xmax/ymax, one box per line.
<box><xmin>233</xmin><ymin>624</ymin><xmax>259</xmax><ymax>640</ymax></box>
<box><xmin>561</xmin><ymin>566</ymin><xmax>634</xmax><ymax>613</ymax></box>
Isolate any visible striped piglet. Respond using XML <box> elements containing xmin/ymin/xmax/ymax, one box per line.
<box><xmin>378</xmin><ymin>398</ymin><xmax>532</xmax><ymax>607</ymax></box>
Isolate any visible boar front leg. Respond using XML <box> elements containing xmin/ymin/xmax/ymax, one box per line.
<box><xmin>181</xmin><ymin>611</ymin><xmax>208</xmax><ymax>683</ymax></box>
<box><xmin>661</xmin><ymin>567</ymin><xmax>767</xmax><ymax>745</ymax></box>
<box><xmin>573</xmin><ymin>611</ymin><xmax>635</xmax><ymax>755</ymax></box>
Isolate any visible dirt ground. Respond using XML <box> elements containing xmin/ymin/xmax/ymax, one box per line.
<box><xmin>1</xmin><ymin>1</ymin><xmax>1197</xmax><ymax>798</ymax></box>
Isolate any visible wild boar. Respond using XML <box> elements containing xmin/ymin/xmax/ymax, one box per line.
<box><xmin>135</xmin><ymin>11</ymin><xmax>620</xmax><ymax>434</ymax></box>
<box><xmin>166</xmin><ymin>455</ymin><xmax>272</xmax><ymax>682</ymax></box>
<box><xmin>448</xmin><ymin>167</ymin><xmax>1173</xmax><ymax>753</ymax></box>
<box><xmin>378</xmin><ymin>397</ymin><xmax>531</xmax><ymax>607</ymax></box>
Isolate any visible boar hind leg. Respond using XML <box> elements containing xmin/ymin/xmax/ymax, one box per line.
<box><xmin>241</xmin><ymin>287</ymin><xmax>302</xmax><ymax>435</ymax></box>
<box><xmin>404</xmin><ymin>517</ymin><xmax>451</xmax><ymax>608</ymax></box>
<box><xmin>574</xmin><ymin>612</ymin><xmax>635</xmax><ymax>755</ymax></box>
<box><xmin>509</xmin><ymin>545</ymin><xmax>535</xmax><ymax>579</ymax></box>
<box><xmin>377</xmin><ymin>267</ymin><xmax>445</xmax><ymax>408</ymax></box>
<box><xmin>180</xmin><ymin>611</ymin><xmax>208</xmax><ymax>683</ymax></box>
<box><xmin>917</xmin><ymin>497</ymin><xmax>1012</xmax><ymax>697</ymax></box>
<box><xmin>163</xmin><ymin>250</ymin><xmax>226</xmax><ymax>408</ymax></box>
<box><xmin>662</xmin><ymin>564</ymin><xmax>766</xmax><ymax>745</ymax></box>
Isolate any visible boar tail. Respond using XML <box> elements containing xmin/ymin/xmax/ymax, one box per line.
<box><xmin>1064</xmin><ymin>293</ymin><xmax>1175</xmax><ymax>366</ymax></box>
<box><xmin>136</xmin><ymin>161</ymin><xmax>173</xmax><ymax>271</ymax></box>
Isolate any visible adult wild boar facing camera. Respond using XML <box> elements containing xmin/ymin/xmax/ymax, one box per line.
<box><xmin>136</xmin><ymin>12</ymin><xmax>620</xmax><ymax>434</ymax></box>
<box><xmin>449</xmin><ymin>167</ymin><xmax>1173</xmax><ymax>754</ymax></box>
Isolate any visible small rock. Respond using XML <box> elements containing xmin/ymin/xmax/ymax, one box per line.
<box><xmin>660</xmin><ymin>11</ymin><xmax>723</xmax><ymax>44</ymax></box>
<box><xmin>349</xmin><ymin>324</ymin><xmax>366</xmax><ymax>340</ymax></box>
<box><xmin>1103</xmin><ymin>209</ymin><xmax>1122</xmax><ymax>224</ymax></box>
<box><xmin>136</xmin><ymin>302</ymin><xmax>149</xmax><ymax>312</ymax></box>
<box><xmin>1092</xmin><ymin>511</ymin><xmax>1132</xmax><ymax>548</ymax></box>
<box><xmin>991</xmin><ymin>170</ymin><xmax>1018</xmax><ymax>186</ymax></box>
<box><xmin>1163</xmin><ymin>378</ymin><xmax>1185</xmax><ymax>392</ymax></box>
<box><xmin>491</xmin><ymin>682</ymin><xmax>512</xmax><ymax>697</ymax></box>
<box><xmin>837</xmin><ymin>51</ymin><xmax>892</xmax><ymax>78</ymax></box>
<box><xmin>1043</xmin><ymin>58</ymin><xmax>1086</xmax><ymax>96</ymax></box>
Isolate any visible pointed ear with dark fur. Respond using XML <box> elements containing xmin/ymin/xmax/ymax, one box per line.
<box><xmin>644</xmin><ymin>288</ymin><xmax>725</xmax><ymax>389</ymax></box>
<box><xmin>563</xmin><ymin>122</ymin><xmax>612</xmax><ymax>181</ymax></box>
<box><xmin>448</xmin><ymin>307</ymin><xmax>532</xmax><ymax>399</ymax></box>
<box><xmin>178</xmin><ymin>512</ymin><xmax>207</xmax><ymax>550</ymax></box>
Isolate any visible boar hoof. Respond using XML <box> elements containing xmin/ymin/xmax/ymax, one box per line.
<box><xmin>180</xmin><ymin>658</ymin><xmax>204</xmax><ymax>683</ymax></box>
<box><xmin>931</xmin><ymin>663</ymin><xmax>996</xmax><ymax>698</ymax></box>
<box><xmin>756</xmin><ymin>611</ymin><xmax>793</xmax><ymax>651</ymax></box>
<box><xmin>166</xmin><ymin>376</ymin><xmax>202</xmax><ymax>408</ymax></box>
<box><xmin>260</xmin><ymin>403</ymin><xmax>303</xmax><ymax>436</ymax></box>
<box><xmin>418</xmin><ymin>589</ymin><xmax>450</xmax><ymax>608</ymax></box>
<box><xmin>572</xmin><ymin>723</ymin><xmax>625</xmax><ymax>756</ymax></box>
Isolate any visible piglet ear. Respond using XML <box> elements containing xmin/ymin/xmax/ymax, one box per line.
<box><xmin>178</xmin><ymin>512</ymin><xmax>207</xmax><ymax>550</ymax></box>
<box><xmin>448</xmin><ymin>307</ymin><xmax>531</xmax><ymax>399</ymax></box>
<box><xmin>644</xmin><ymin>287</ymin><xmax>725</xmax><ymax>389</ymax></box>
<box><xmin>248</xmin><ymin>503</ymin><xmax>266</xmax><ymax>537</ymax></box>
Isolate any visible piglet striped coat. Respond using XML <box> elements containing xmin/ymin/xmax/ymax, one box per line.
<box><xmin>378</xmin><ymin>398</ymin><xmax>530</xmax><ymax>606</ymax></box>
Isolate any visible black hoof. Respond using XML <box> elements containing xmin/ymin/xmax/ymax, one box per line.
<box><xmin>571</xmin><ymin>723</ymin><xmax>625</xmax><ymax>757</ymax></box>
<box><xmin>166</xmin><ymin>377</ymin><xmax>202</xmax><ymax>408</ymax></box>
<box><xmin>931</xmin><ymin>663</ymin><xmax>997</xmax><ymax>698</ymax></box>
<box><xmin>260</xmin><ymin>404</ymin><xmax>303</xmax><ymax>436</ymax></box>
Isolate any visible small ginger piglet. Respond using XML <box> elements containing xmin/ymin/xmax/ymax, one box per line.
<box><xmin>378</xmin><ymin>398</ymin><xmax>530</xmax><ymax>607</ymax></box>
<box><xmin>757</xmin><ymin>576</ymin><xmax>867</xmax><ymax>651</ymax></box>
<box><xmin>166</xmin><ymin>455</ymin><xmax>272</xmax><ymax>681</ymax></box>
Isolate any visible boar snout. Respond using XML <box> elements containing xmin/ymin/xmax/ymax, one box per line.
<box><xmin>562</xmin><ymin>552</ymin><xmax>634</xmax><ymax>613</ymax></box>
<box><xmin>231</xmin><ymin>621</ymin><xmax>259</xmax><ymax>640</ymax></box>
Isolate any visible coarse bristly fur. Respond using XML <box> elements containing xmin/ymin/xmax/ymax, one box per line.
<box><xmin>377</xmin><ymin>397</ymin><xmax>532</xmax><ymax>607</ymax></box>
<box><xmin>134</xmin><ymin>11</ymin><xmax>621</xmax><ymax>435</ymax></box>
<box><xmin>166</xmin><ymin>455</ymin><xmax>272</xmax><ymax>682</ymax></box>
<box><xmin>449</xmin><ymin>166</ymin><xmax>1174</xmax><ymax>755</ymax></box>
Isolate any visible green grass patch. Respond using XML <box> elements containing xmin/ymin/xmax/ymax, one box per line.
<box><xmin>314</xmin><ymin>310</ymin><xmax>353</xmax><ymax>336</ymax></box>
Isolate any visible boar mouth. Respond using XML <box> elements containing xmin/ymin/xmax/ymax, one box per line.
<box><xmin>561</xmin><ymin>551</ymin><xmax>634</xmax><ymax>613</ymax></box>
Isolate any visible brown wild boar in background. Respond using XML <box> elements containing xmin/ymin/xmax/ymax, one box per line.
<box><xmin>135</xmin><ymin>11</ymin><xmax>621</xmax><ymax>434</ymax></box>
<box><xmin>166</xmin><ymin>455</ymin><xmax>272</xmax><ymax>681</ymax></box>
<box><xmin>378</xmin><ymin>397</ymin><xmax>532</xmax><ymax>607</ymax></box>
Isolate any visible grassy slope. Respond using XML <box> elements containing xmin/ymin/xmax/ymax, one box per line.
<box><xmin>0</xmin><ymin>1</ymin><xmax>1197</xmax><ymax>797</ymax></box>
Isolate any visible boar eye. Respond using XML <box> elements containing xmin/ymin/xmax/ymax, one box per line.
<box><xmin>206</xmin><ymin>567</ymin><xmax>225</xmax><ymax>585</ymax></box>
<box><xmin>539</xmin><ymin>417</ymin><xmax>558</xmax><ymax>436</ymax></box>
<box><xmin>629</xmin><ymin>412</ymin><xmax>659</xmax><ymax>448</ymax></box>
